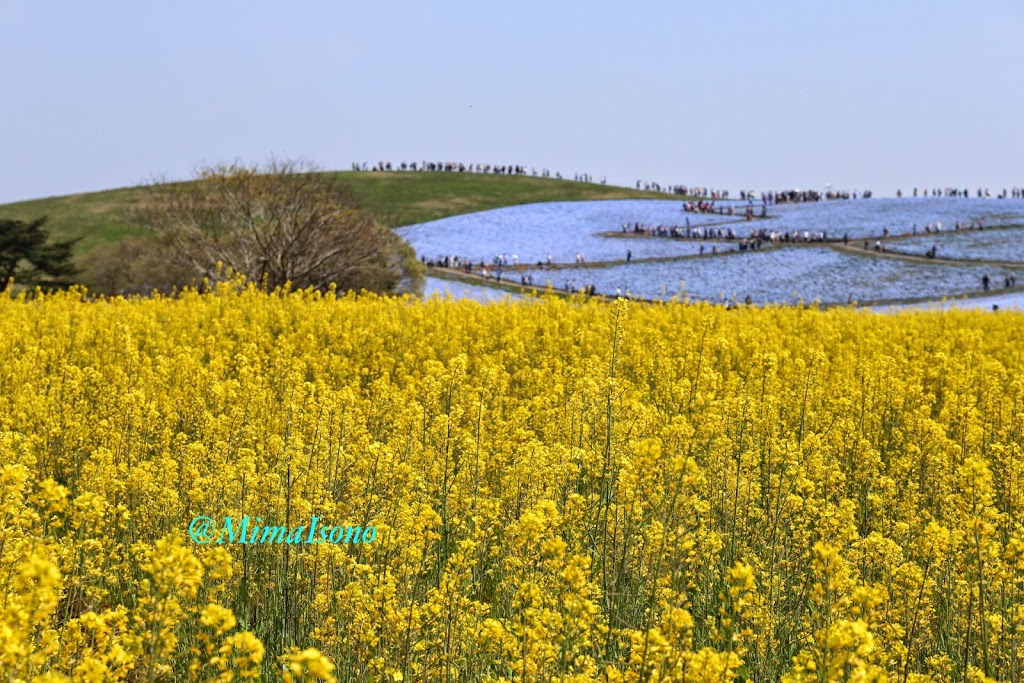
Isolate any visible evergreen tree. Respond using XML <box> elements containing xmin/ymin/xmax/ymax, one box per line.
<box><xmin>0</xmin><ymin>217</ymin><xmax>78</xmax><ymax>292</ymax></box>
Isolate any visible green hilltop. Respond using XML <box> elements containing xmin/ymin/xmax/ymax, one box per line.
<box><xmin>0</xmin><ymin>172</ymin><xmax>675</xmax><ymax>255</ymax></box>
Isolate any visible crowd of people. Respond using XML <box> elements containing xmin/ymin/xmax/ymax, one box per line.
<box><xmin>350</xmin><ymin>161</ymin><xmax>1023</xmax><ymax>203</ymax></box>
<box><xmin>624</xmin><ymin>221</ymin><xmax>832</xmax><ymax>246</ymax></box>
<box><xmin>864</xmin><ymin>218</ymin><xmax>992</xmax><ymax>244</ymax></box>
<box><xmin>624</xmin><ymin>222</ymin><xmax>744</xmax><ymax>240</ymax></box>
<box><xmin>906</xmin><ymin>219</ymin><xmax>989</xmax><ymax>235</ymax></box>
<box><xmin>421</xmin><ymin>253</ymin><xmax>534</xmax><ymax>270</ymax></box>
<box><xmin>683</xmin><ymin>201</ymin><xmax>769</xmax><ymax>219</ymax></box>
<box><xmin>354</xmin><ymin>161</ymin><xmax>538</xmax><ymax>176</ymax></box>
<box><xmin>897</xmin><ymin>187</ymin><xmax>1024</xmax><ymax>199</ymax></box>
<box><xmin>486</xmin><ymin>268</ymin><xmax>604</xmax><ymax>298</ymax></box>
<box><xmin>767</xmin><ymin>229</ymin><xmax>832</xmax><ymax>243</ymax></box>
<box><xmin>351</xmin><ymin>161</ymin><xmax>621</xmax><ymax>185</ymax></box>
<box><xmin>636</xmin><ymin>182</ymin><xmax>729</xmax><ymax>197</ymax></box>
<box><xmin>739</xmin><ymin>189</ymin><xmax>873</xmax><ymax>203</ymax></box>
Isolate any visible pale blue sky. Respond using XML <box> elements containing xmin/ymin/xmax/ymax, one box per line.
<box><xmin>2</xmin><ymin>0</ymin><xmax>1021</xmax><ymax>203</ymax></box>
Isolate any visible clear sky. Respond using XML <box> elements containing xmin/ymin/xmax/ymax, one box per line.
<box><xmin>2</xmin><ymin>0</ymin><xmax>1022</xmax><ymax>203</ymax></box>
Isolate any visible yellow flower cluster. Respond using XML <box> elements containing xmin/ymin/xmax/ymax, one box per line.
<box><xmin>2</xmin><ymin>280</ymin><xmax>1024</xmax><ymax>681</ymax></box>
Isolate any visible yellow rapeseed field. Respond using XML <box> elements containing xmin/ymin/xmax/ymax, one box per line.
<box><xmin>2</xmin><ymin>280</ymin><xmax>1023</xmax><ymax>682</ymax></box>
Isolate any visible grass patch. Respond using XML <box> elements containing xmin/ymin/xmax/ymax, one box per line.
<box><xmin>0</xmin><ymin>187</ymin><xmax>151</xmax><ymax>253</ymax></box>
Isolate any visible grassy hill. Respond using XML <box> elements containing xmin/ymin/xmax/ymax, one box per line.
<box><xmin>0</xmin><ymin>186</ymin><xmax>150</xmax><ymax>253</ymax></box>
<box><xmin>0</xmin><ymin>172</ymin><xmax>675</xmax><ymax>254</ymax></box>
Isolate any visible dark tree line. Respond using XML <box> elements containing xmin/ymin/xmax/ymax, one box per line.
<box><xmin>0</xmin><ymin>216</ymin><xmax>78</xmax><ymax>292</ymax></box>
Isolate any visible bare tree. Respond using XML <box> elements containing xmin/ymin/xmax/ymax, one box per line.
<box><xmin>133</xmin><ymin>159</ymin><xmax>423</xmax><ymax>293</ymax></box>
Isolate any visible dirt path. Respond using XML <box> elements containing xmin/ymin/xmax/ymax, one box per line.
<box><xmin>831</xmin><ymin>242</ymin><xmax>1024</xmax><ymax>269</ymax></box>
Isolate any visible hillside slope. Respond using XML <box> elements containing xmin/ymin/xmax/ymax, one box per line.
<box><xmin>0</xmin><ymin>172</ymin><xmax>676</xmax><ymax>253</ymax></box>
